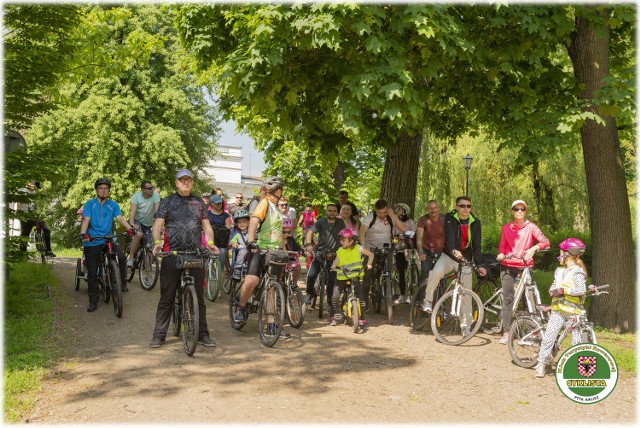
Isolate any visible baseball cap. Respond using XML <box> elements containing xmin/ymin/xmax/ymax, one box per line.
<box><xmin>210</xmin><ymin>194</ymin><xmax>223</xmax><ymax>204</ymax></box>
<box><xmin>511</xmin><ymin>200</ymin><xmax>527</xmax><ymax>209</ymax></box>
<box><xmin>176</xmin><ymin>168</ymin><xmax>193</xmax><ymax>179</ymax></box>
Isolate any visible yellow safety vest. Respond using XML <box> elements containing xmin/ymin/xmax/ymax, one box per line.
<box><xmin>550</xmin><ymin>267</ymin><xmax>585</xmax><ymax>315</ymax></box>
<box><xmin>336</xmin><ymin>246</ymin><xmax>365</xmax><ymax>280</ymax></box>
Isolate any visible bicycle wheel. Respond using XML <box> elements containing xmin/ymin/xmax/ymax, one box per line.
<box><xmin>228</xmin><ymin>279</ymin><xmax>245</xmax><ymax>330</ymax></box>
<box><xmin>172</xmin><ymin>296</ymin><xmax>181</xmax><ymax>336</ymax></box>
<box><xmin>125</xmin><ymin>244</ymin><xmax>135</xmax><ymax>282</ymax></box>
<box><xmin>474</xmin><ymin>279</ymin><xmax>502</xmax><ymax>333</ymax></box>
<box><xmin>370</xmin><ymin>278</ymin><xmax>382</xmax><ymax>314</ymax></box>
<box><xmin>182</xmin><ymin>285</ymin><xmax>199</xmax><ymax>356</ymax></box>
<box><xmin>75</xmin><ymin>258</ymin><xmax>82</xmax><ymax>291</ymax></box>
<box><xmin>100</xmin><ymin>264</ymin><xmax>110</xmax><ymax>304</ymax></box>
<box><xmin>108</xmin><ymin>260</ymin><xmax>123</xmax><ymax>318</ymax></box>
<box><xmin>258</xmin><ymin>281</ymin><xmax>286</xmax><ymax>347</ymax></box>
<box><xmin>138</xmin><ymin>250</ymin><xmax>159</xmax><ymax>291</ymax></box>
<box><xmin>351</xmin><ymin>299</ymin><xmax>360</xmax><ymax>333</ymax></box>
<box><xmin>286</xmin><ymin>286</ymin><xmax>304</xmax><ymax>329</ymax></box>
<box><xmin>205</xmin><ymin>257</ymin><xmax>220</xmax><ymax>302</ymax></box>
<box><xmin>317</xmin><ymin>271</ymin><xmax>326</xmax><ymax>319</ymax></box>
<box><xmin>431</xmin><ymin>286</ymin><xmax>484</xmax><ymax>345</ymax></box>
<box><xmin>580</xmin><ymin>324</ymin><xmax>597</xmax><ymax>344</ymax></box>
<box><xmin>223</xmin><ymin>277</ymin><xmax>232</xmax><ymax>295</ymax></box>
<box><xmin>410</xmin><ymin>285</ymin><xmax>428</xmax><ymax>331</ymax></box>
<box><xmin>508</xmin><ymin>316</ymin><xmax>543</xmax><ymax>368</ymax></box>
<box><xmin>384</xmin><ymin>276</ymin><xmax>394</xmax><ymax>325</ymax></box>
<box><xmin>407</xmin><ymin>263</ymin><xmax>419</xmax><ymax>299</ymax></box>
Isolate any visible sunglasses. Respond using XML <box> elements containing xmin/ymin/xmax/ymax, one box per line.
<box><xmin>283</xmin><ymin>231</ymin><xmax>292</xmax><ymax>235</ymax></box>
<box><xmin>512</xmin><ymin>207</ymin><xmax>526</xmax><ymax>212</ymax></box>
<box><xmin>279</xmin><ymin>204</ymin><xmax>288</xmax><ymax>207</ymax></box>
<box><xmin>457</xmin><ymin>204</ymin><xmax>472</xmax><ymax>209</ymax></box>
<box><xmin>143</xmin><ymin>186</ymin><xmax>154</xmax><ymax>190</ymax></box>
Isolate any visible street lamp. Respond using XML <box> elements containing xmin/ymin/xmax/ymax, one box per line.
<box><xmin>463</xmin><ymin>154</ymin><xmax>473</xmax><ymax>196</ymax></box>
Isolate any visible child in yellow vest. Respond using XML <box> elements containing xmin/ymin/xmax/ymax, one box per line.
<box><xmin>535</xmin><ymin>238</ymin><xmax>588</xmax><ymax>378</ymax></box>
<box><xmin>330</xmin><ymin>229</ymin><xmax>373</xmax><ymax>331</ymax></box>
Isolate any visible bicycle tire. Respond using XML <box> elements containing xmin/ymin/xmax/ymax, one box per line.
<box><xmin>474</xmin><ymin>279</ymin><xmax>502</xmax><ymax>333</ymax></box>
<box><xmin>138</xmin><ymin>250</ymin><xmax>159</xmax><ymax>291</ymax></box>
<box><xmin>172</xmin><ymin>297</ymin><xmax>182</xmax><ymax>336</ymax></box>
<box><xmin>75</xmin><ymin>258</ymin><xmax>82</xmax><ymax>291</ymax></box>
<box><xmin>508</xmin><ymin>316</ymin><xmax>543</xmax><ymax>368</ymax></box>
<box><xmin>100</xmin><ymin>263</ymin><xmax>110</xmax><ymax>304</ymax></box>
<box><xmin>370</xmin><ymin>277</ymin><xmax>382</xmax><ymax>314</ymax></box>
<box><xmin>410</xmin><ymin>285</ymin><xmax>429</xmax><ymax>331</ymax></box>
<box><xmin>407</xmin><ymin>264</ymin><xmax>420</xmax><ymax>299</ymax></box>
<box><xmin>580</xmin><ymin>324</ymin><xmax>597</xmax><ymax>344</ymax></box>
<box><xmin>286</xmin><ymin>286</ymin><xmax>304</xmax><ymax>329</ymax></box>
<box><xmin>205</xmin><ymin>257</ymin><xmax>220</xmax><ymax>302</ymax></box>
<box><xmin>223</xmin><ymin>277</ymin><xmax>232</xmax><ymax>295</ymax></box>
<box><xmin>384</xmin><ymin>276</ymin><xmax>394</xmax><ymax>325</ymax></box>
<box><xmin>431</xmin><ymin>286</ymin><xmax>484</xmax><ymax>345</ymax></box>
<box><xmin>351</xmin><ymin>299</ymin><xmax>360</xmax><ymax>333</ymax></box>
<box><xmin>109</xmin><ymin>260</ymin><xmax>123</xmax><ymax>318</ymax></box>
<box><xmin>258</xmin><ymin>281</ymin><xmax>285</xmax><ymax>347</ymax></box>
<box><xmin>228</xmin><ymin>279</ymin><xmax>246</xmax><ymax>330</ymax></box>
<box><xmin>124</xmin><ymin>244</ymin><xmax>135</xmax><ymax>282</ymax></box>
<box><xmin>317</xmin><ymin>270</ymin><xmax>326</xmax><ymax>319</ymax></box>
<box><xmin>182</xmin><ymin>285</ymin><xmax>199</xmax><ymax>356</ymax></box>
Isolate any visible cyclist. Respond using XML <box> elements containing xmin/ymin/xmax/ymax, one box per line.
<box><xmin>329</xmin><ymin>229</ymin><xmax>373</xmax><ymax>329</ymax></box>
<box><xmin>339</xmin><ymin>202</ymin><xmax>360</xmax><ymax>234</ymax></box>
<box><xmin>496</xmin><ymin>200</ymin><xmax>550</xmax><ymax>344</ymax></box>
<box><xmin>232</xmin><ymin>176</ymin><xmax>291</xmax><ymax>339</ymax></box>
<box><xmin>277</xmin><ymin>196</ymin><xmax>297</xmax><ymax>239</ymax></box>
<box><xmin>150</xmin><ymin>169</ymin><xmax>218</xmax><ymax>348</ymax></box>
<box><xmin>229</xmin><ymin>209</ymin><xmax>250</xmax><ymax>280</ymax></box>
<box><xmin>207</xmin><ymin>193</ymin><xmax>232</xmax><ymax>278</ymax></box>
<box><xmin>358</xmin><ymin>199</ymin><xmax>405</xmax><ymax>310</ymax></box>
<box><xmin>535</xmin><ymin>238</ymin><xmax>588</xmax><ymax>378</ymax></box>
<box><xmin>127</xmin><ymin>180</ymin><xmax>161</xmax><ymax>268</ymax></box>
<box><xmin>304</xmin><ymin>203</ymin><xmax>346</xmax><ymax>306</ymax></box>
<box><xmin>393</xmin><ymin>203</ymin><xmax>416</xmax><ymax>304</ymax></box>
<box><xmin>80</xmin><ymin>178</ymin><xmax>135</xmax><ymax>312</ymax></box>
<box><xmin>297</xmin><ymin>202</ymin><xmax>317</xmax><ymax>237</ymax></box>
<box><xmin>282</xmin><ymin>218</ymin><xmax>302</xmax><ymax>285</ymax></box>
<box><xmin>421</xmin><ymin>196</ymin><xmax>487</xmax><ymax>336</ymax></box>
<box><xmin>211</xmin><ymin>187</ymin><xmax>229</xmax><ymax>213</ymax></box>
<box><xmin>229</xmin><ymin>193</ymin><xmax>246</xmax><ymax>217</ymax></box>
<box><xmin>415</xmin><ymin>200</ymin><xmax>445</xmax><ymax>288</ymax></box>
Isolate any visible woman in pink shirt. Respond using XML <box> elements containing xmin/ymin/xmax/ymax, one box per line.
<box><xmin>297</xmin><ymin>203</ymin><xmax>317</xmax><ymax>235</ymax></box>
<box><xmin>496</xmin><ymin>200</ymin><xmax>550</xmax><ymax>344</ymax></box>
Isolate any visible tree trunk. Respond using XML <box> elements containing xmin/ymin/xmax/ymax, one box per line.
<box><xmin>380</xmin><ymin>132</ymin><xmax>422</xmax><ymax>215</ymax></box>
<box><xmin>332</xmin><ymin>161</ymin><xmax>346</xmax><ymax>193</ymax></box>
<box><xmin>567</xmin><ymin>7</ymin><xmax>635</xmax><ymax>332</ymax></box>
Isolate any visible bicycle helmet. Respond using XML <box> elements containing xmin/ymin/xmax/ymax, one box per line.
<box><xmin>338</xmin><ymin>228</ymin><xmax>355</xmax><ymax>238</ymax></box>
<box><xmin>94</xmin><ymin>177</ymin><xmax>111</xmax><ymax>189</ymax></box>
<box><xmin>263</xmin><ymin>176</ymin><xmax>284</xmax><ymax>192</ymax></box>
<box><xmin>559</xmin><ymin>238</ymin><xmax>586</xmax><ymax>256</ymax></box>
<box><xmin>282</xmin><ymin>218</ymin><xmax>293</xmax><ymax>229</ymax></box>
<box><xmin>234</xmin><ymin>209</ymin><xmax>250</xmax><ymax>221</ymax></box>
<box><xmin>395</xmin><ymin>203</ymin><xmax>411</xmax><ymax>217</ymax></box>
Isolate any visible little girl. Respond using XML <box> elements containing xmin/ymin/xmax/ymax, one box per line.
<box><xmin>535</xmin><ymin>238</ymin><xmax>588</xmax><ymax>378</ymax></box>
<box><xmin>229</xmin><ymin>210</ymin><xmax>250</xmax><ymax>280</ymax></box>
<box><xmin>330</xmin><ymin>228</ymin><xmax>373</xmax><ymax>331</ymax></box>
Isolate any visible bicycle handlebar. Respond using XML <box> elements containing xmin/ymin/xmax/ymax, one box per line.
<box><xmin>503</xmin><ymin>247</ymin><xmax>550</xmax><ymax>260</ymax></box>
<box><xmin>156</xmin><ymin>248</ymin><xmax>214</xmax><ymax>258</ymax></box>
<box><xmin>587</xmin><ymin>284</ymin><xmax>610</xmax><ymax>296</ymax></box>
<box><xmin>88</xmin><ymin>233</ymin><xmax>129</xmax><ymax>242</ymax></box>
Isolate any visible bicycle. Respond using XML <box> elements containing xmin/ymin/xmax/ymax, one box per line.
<box><xmin>125</xmin><ymin>229</ymin><xmax>159</xmax><ymax>291</ymax></box>
<box><xmin>430</xmin><ymin>256</ymin><xmax>484</xmax><ymax>345</ymax></box>
<box><xmin>204</xmin><ymin>251</ymin><xmax>221</xmax><ymax>302</ymax></box>
<box><xmin>508</xmin><ymin>284</ymin><xmax>609</xmax><ymax>369</ymax></box>
<box><xmin>333</xmin><ymin>265</ymin><xmax>366</xmax><ymax>333</ymax></box>
<box><xmin>370</xmin><ymin>244</ymin><xmax>396</xmax><ymax>325</ymax></box>
<box><xmin>74</xmin><ymin>250</ymin><xmax>87</xmax><ymax>291</ymax></box>
<box><xmin>394</xmin><ymin>232</ymin><xmax>420</xmax><ymax>301</ymax></box>
<box><xmin>228</xmin><ymin>247</ymin><xmax>288</xmax><ymax>347</ymax></box>
<box><xmin>157</xmin><ymin>249</ymin><xmax>209</xmax><ymax>356</ymax></box>
<box><xmin>88</xmin><ymin>234</ymin><xmax>126</xmax><ymax>318</ymax></box>
<box><xmin>283</xmin><ymin>251</ymin><xmax>304</xmax><ymax>328</ymax></box>
<box><xmin>308</xmin><ymin>250</ymin><xmax>336</xmax><ymax>319</ymax></box>
<box><xmin>410</xmin><ymin>251</ymin><xmax>451</xmax><ymax>331</ymax></box>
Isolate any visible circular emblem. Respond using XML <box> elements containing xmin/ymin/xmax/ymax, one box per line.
<box><xmin>555</xmin><ymin>343</ymin><xmax>618</xmax><ymax>404</ymax></box>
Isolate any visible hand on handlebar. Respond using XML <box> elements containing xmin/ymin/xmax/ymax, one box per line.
<box><xmin>452</xmin><ymin>250</ymin><xmax>462</xmax><ymax>260</ymax></box>
<box><xmin>549</xmin><ymin>288</ymin><xmax>564</xmax><ymax>298</ymax></box>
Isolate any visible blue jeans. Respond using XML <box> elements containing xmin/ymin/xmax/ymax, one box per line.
<box><xmin>419</xmin><ymin>249</ymin><xmax>440</xmax><ymax>287</ymax></box>
<box><xmin>305</xmin><ymin>256</ymin><xmax>336</xmax><ymax>301</ymax></box>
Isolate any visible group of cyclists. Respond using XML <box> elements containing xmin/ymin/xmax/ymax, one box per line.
<box><xmin>74</xmin><ymin>170</ymin><xmax>591</xmax><ymax>377</ymax></box>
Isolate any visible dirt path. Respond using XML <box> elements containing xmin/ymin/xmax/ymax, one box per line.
<box><xmin>28</xmin><ymin>257</ymin><xmax>636</xmax><ymax>423</ymax></box>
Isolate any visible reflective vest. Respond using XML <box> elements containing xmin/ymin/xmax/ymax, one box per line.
<box><xmin>336</xmin><ymin>246</ymin><xmax>364</xmax><ymax>280</ymax></box>
<box><xmin>550</xmin><ymin>266</ymin><xmax>585</xmax><ymax>315</ymax></box>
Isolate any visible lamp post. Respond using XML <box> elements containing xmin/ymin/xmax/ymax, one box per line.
<box><xmin>463</xmin><ymin>154</ymin><xmax>473</xmax><ymax>196</ymax></box>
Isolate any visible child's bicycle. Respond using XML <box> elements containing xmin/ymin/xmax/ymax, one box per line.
<box><xmin>283</xmin><ymin>251</ymin><xmax>304</xmax><ymax>328</ymax></box>
<box><xmin>333</xmin><ymin>265</ymin><xmax>366</xmax><ymax>333</ymax></box>
<box><xmin>508</xmin><ymin>284</ymin><xmax>609</xmax><ymax>368</ymax></box>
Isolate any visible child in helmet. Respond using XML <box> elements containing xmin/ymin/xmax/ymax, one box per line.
<box><xmin>282</xmin><ymin>218</ymin><xmax>302</xmax><ymax>284</ymax></box>
<box><xmin>229</xmin><ymin>209</ymin><xmax>251</xmax><ymax>280</ymax></box>
<box><xmin>535</xmin><ymin>238</ymin><xmax>588</xmax><ymax>378</ymax></box>
<box><xmin>330</xmin><ymin>228</ymin><xmax>374</xmax><ymax>331</ymax></box>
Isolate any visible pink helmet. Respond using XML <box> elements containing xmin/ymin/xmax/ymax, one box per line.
<box><xmin>559</xmin><ymin>238</ymin><xmax>586</xmax><ymax>256</ymax></box>
<box><xmin>282</xmin><ymin>218</ymin><xmax>293</xmax><ymax>229</ymax></box>
<box><xmin>338</xmin><ymin>228</ymin><xmax>355</xmax><ymax>238</ymax></box>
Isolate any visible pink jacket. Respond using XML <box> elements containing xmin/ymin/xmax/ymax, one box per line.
<box><xmin>498</xmin><ymin>220</ymin><xmax>550</xmax><ymax>268</ymax></box>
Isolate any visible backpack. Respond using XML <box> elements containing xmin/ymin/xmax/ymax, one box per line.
<box><xmin>368</xmin><ymin>214</ymin><xmax>394</xmax><ymax>240</ymax></box>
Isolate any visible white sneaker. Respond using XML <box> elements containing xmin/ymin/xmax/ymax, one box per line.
<box><xmin>394</xmin><ymin>295</ymin><xmax>405</xmax><ymax>305</ymax></box>
<box><xmin>127</xmin><ymin>259</ymin><xmax>135</xmax><ymax>268</ymax></box>
<box><xmin>421</xmin><ymin>301</ymin><xmax>432</xmax><ymax>313</ymax></box>
<box><xmin>461</xmin><ymin>325</ymin><xmax>471</xmax><ymax>338</ymax></box>
<box><xmin>405</xmin><ymin>295</ymin><xmax>411</xmax><ymax>304</ymax></box>
<box><xmin>535</xmin><ymin>362</ymin><xmax>546</xmax><ymax>378</ymax></box>
<box><xmin>499</xmin><ymin>333</ymin><xmax>509</xmax><ymax>345</ymax></box>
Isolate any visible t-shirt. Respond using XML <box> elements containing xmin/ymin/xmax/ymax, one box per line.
<box><xmin>416</xmin><ymin>215</ymin><xmax>445</xmax><ymax>252</ymax></box>
<box><xmin>301</xmin><ymin>210</ymin><xmax>316</xmax><ymax>227</ymax></box>
<box><xmin>251</xmin><ymin>196</ymin><xmax>282</xmax><ymax>249</ymax></box>
<box><xmin>82</xmin><ymin>198</ymin><xmax>123</xmax><ymax>248</ymax></box>
<box><xmin>155</xmin><ymin>192</ymin><xmax>208</xmax><ymax>252</ymax></box>
<box><xmin>310</xmin><ymin>217</ymin><xmax>346</xmax><ymax>252</ymax></box>
<box><xmin>361</xmin><ymin>212</ymin><xmax>393</xmax><ymax>250</ymax></box>
<box><xmin>130</xmin><ymin>191</ymin><xmax>161</xmax><ymax>227</ymax></box>
<box><xmin>207</xmin><ymin>210</ymin><xmax>230</xmax><ymax>228</ymax></box>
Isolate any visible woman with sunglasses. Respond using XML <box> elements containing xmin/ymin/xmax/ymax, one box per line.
<box><xmin>496</xmin><ymin>200</ymin><xmax>550</xmax><ymax>344</ymax></box>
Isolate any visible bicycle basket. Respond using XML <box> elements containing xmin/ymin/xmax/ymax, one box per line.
<box><xmin>265</xmin><ymin>249</ymin><xmax>288</xmax><ymax>277</ymax></box>
<box><xmin>176</xmin><ymin>255</ymin><xmax>203</xmax><ymax>270</ymax></box>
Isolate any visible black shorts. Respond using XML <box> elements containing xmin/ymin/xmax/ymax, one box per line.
<box><xmin>246</xmin><ymin>251</ymin><xmax>266</xmax><ymax>277</ymax></box>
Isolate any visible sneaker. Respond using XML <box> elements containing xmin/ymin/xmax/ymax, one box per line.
<box><xmin>279</xmin><ymin>330</ymin><xmax>291</xmax><ymax>339</ymax></box>
<box><xmin>149</xmin><ymin>337</ymin><xmax>164</xmax><ymax>348</ymax></box>
<box><xmin>535</xmin><ymin>362</ymin><xmax>546</xmax><ymax>378</ymax></box>
<box><xmin>121</xmin><ymin>285</ymin><xmax>128</xmax><ymax>292</ymax></box>
<box><xmin>267</xmin><ymin>323</ymin><xmax>291</xmax><ymax>339</ymax></box>
<box><xmin>499</xmin><ymin>333</ymin><xmax>509</xmax><ymax>345</ymax></box>
<box><xmin>198</xmin><ymin>336</ymin><xmax>216</xmax><ymax>347</ymax></box>
<box><xmin>462</xmin><ymin>326</ymin><xmax>472</xmax><ymax>338</ymax></box>
<box><xmin>421</xmin><ymin>300</ymin><xmax>432</xmax><ymax>313</ymax></box>
<box><xmin>127</xmin><ymin>259</ymin><xmax>135</xmax><ymax>268</ymax></box>
<box><xmin>358</xmin><ymin>320</ymin><xmax>368</xmax><ymax>332</ymax></box>
<box><xmin>329</xmin><ymin>317</ymin><xmax>337</xmax><ymax>326</ymax></box>
<box><xmin>46</xmin><ymin>250</ymin><xmax>56</xmax><ymax>257</ymax></box>
<box><xmin>405</xmin><ymin>295</ymin><xmax>411</xmax><ymax>304</ymax></box>
<box><xmin>304</xmin><ymin>294</ymin><xmax>316</xmax><ymax>305</ymax></box>
<box><xmin>87</xmin><ymin>303</ymin><xmax>97</xmax><ymax>312</ymax></box>
<box><xmin>394</xmin><ymin>295</ymin><xmax>405</xmax><ymax>305</ymax></box>
<box><xmin>233</xmin><ymin>306</ymin><xmax>247</xmax><ymax>325</ymax></box>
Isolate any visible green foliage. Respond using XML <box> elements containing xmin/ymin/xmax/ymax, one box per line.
<box><xmin>4</xmin><ymin>263</ymin><xmax>56</xmax><ymax>422</ymax></box>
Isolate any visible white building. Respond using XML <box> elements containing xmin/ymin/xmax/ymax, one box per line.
<box><xmin>203</xmin><ymin>144</ymin><xmax>263</xmax><ymax>201</ymax></box>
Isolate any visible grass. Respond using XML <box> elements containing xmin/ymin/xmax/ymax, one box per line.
<box><xmin>3</xmin><ymin>262</ymin><xmax>57</xmax><ymax>423</ymax></box>
<box><xmin>50</xmin><ymin>244</ymin><xmax>82</xmax><ymax>258</ymax></box>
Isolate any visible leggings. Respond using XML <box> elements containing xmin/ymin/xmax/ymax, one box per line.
<box><xmin>538</xmin><ymin>310</ymin><xmax>580</xmax><ymax>364</ymax></box>
<box><xmin>330</xmin><ymin>278</ymin><xmax>366</xmax><ymax>320</ymax></box>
